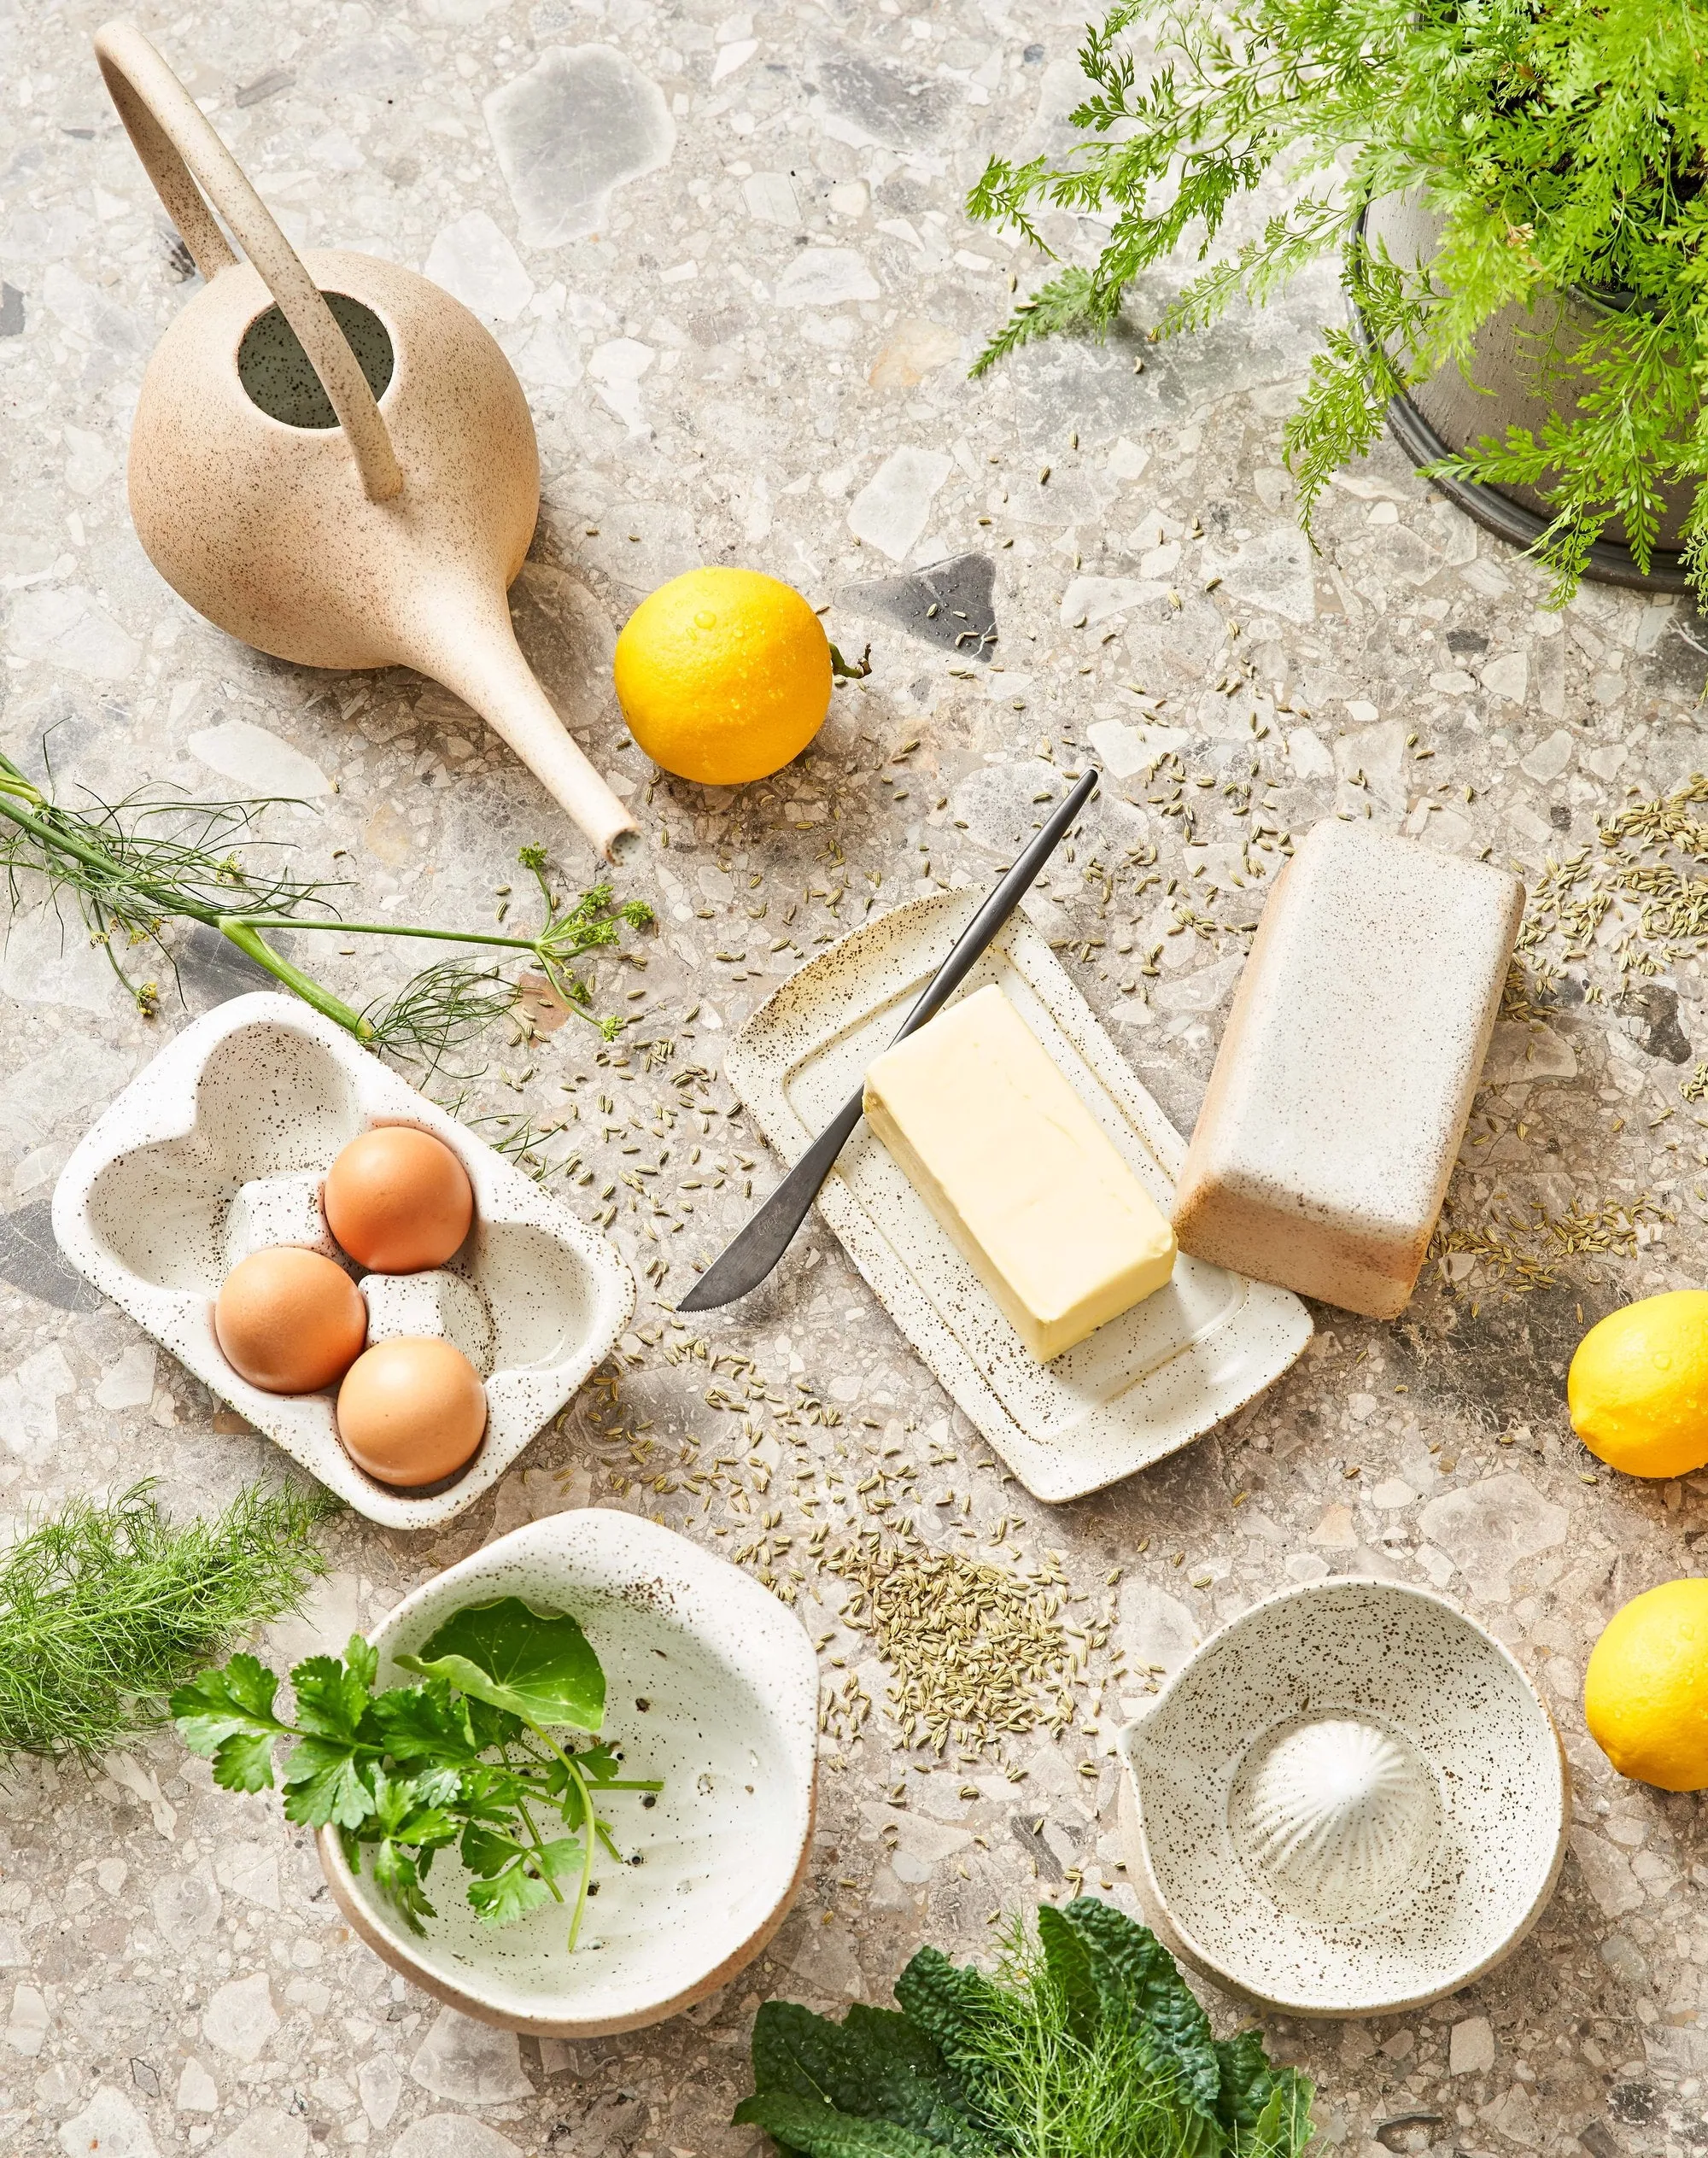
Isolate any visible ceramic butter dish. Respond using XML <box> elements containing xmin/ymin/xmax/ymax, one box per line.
<box><xmin>725</xmin><ymin>891</ymin><xmax>1312</xmax><ymax>1502</ymax></box>
<box><xmin>1171</xmin><ymin>821</ymin><xmax>1523</xmax><ymax>1318</ymax></box>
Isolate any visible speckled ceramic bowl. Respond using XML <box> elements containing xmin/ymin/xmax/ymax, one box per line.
<box><xmin>1116</xmin><ymin>1578</ymin><xmax>1568</xmax><ymax>2016</ymax></box>
<box><xmin>319</xmin><ymin>1510</ymin><xmax>819</xmax><ymax>2036</ymax></box>
<box><xmin>50</xmin><ymin>992</ymin><xmax>633</xmax><ymax>1529</ymax></box>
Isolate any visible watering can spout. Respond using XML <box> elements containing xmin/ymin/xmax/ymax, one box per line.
<box><xmin>410</xmin><ymin>592</ymin><xmax>640</xmax><ymax>866</ymax></box>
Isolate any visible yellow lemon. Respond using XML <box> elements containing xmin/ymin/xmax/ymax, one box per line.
<box><xmin>612</xmin><ymin>567</ymin><xmax>832</xmax><ymax>786</ymax></box>
<box><xmin>1567</xmin><ymin>1289</ymin><xmax>1708</xmax><ymax>1477</ymax></box>
<box><xmin>1583</xmin><ymin>1579</ymin><xmax>1708</xmax><ymax>1791</ymax></box>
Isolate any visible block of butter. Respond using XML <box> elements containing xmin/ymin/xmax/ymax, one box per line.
<box><xmin>1170</xmin><ymin>819</ymin><xmax>1524</xmax><ymax>1319</ymax></box>
<box><xmin>863</xmin><ymin>983</ymin><xmax>1177</xmax><ymax>1361</ymax></box>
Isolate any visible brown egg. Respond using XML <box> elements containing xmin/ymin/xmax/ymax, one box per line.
<box><xmin>325</xmin><ymin>1125</ymin><xmax>474</xmax><ymax>1272</ymax></box>
<box><xmin>215</xmin><ymin>1247</ymin><xmax>368</xmax><ymax>1394</ymax></box>
<box><xmin>336</xmin><ymin>1336</ymin><xmax>487</xmax><ymax>1487</ymax></box>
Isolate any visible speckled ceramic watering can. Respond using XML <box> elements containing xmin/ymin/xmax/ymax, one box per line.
<box><xmin>94</xmin><ymin>20</ymin><xmax>636</xmax><ymax>862</ymax></box>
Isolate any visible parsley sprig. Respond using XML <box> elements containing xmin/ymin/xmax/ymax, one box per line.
<box><xmin>172</xmin><ymin>1597</ymin><xmax>660</xmax><ymax>1950</ymax></box>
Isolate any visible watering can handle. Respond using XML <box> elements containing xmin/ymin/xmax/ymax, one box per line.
<box><xmin>94</xmin><ymin>20</ymin><xmax>403</xmax><ymax>506</ymax></box>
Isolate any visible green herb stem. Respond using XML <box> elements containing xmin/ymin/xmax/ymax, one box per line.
<box><xmin>0</xmin><ymin>743</ymin><xmax>651</xmax><ymax>1067</ymax></box>
<box><xmin>560</xmin><ymin>1752</ymin><xmax>599</xmax><ymax>1953</ymax></box>
<box><xmin>215</xmin><ymin>919</ymin><xmax>375</xmax><ymax>1039</ymax></box>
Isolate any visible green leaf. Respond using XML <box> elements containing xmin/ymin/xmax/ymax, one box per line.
<box><xmin>842</xmin><ymin>2006</ymin><xmax>957</xmax><ymax>2088</ymax></box>
<box><xmin>366</xmin><ymin>1679</ymin><xmax>480</xmax><ymax>1766</ymax></box>
<box><xmin>456</xmin><ymin>1763</ymin><xmax>534</xmax><ymax>1828</ymax></box>
<box><xmin>290</xmin><ymin>1653</ymin><xmax>370</xmax><ymax>1741</ymax></box>
<box><xmin>171</xmin><ymin>1654</ymin><xmax>284</xmax><ymax>1762</ymax></box>
<box><xmin>892</xmin><ymin>1947</ymin><xmax>1006</xmax><ymax>2108</ymax></box>
<box><xmin>460</xmin><ymin>1820</ymin><xmax>527</xmax><ymax>1878</ymax></box>
<box><xmin>371</xmin><ymin>1837</ymin><xmax>437</xmax><ymax>1934</ymax></box>
<box><xmin>466</xmin><ymin>1856</ymin><xmax>558</xmax><ymax>1925</ymax></box>
<box><xmin>575</xmin><ymin>1741</ymin><xmax>623</xmax><ymax>1783</ymax></box>
<box><xmin>344</xmin><ymin>1634</ymin><xmax>378</xmax><ymax>1693</ymax></box>
<box><xmin>751</xmin><ymin>2003</ymin><xmax>984</xmax><ymax>2154</ymax></box>
<box><xmin>1061</xmin><ymin>1898</ymin><xmax>1221</xmax><ymax>2120</ymax></box>
<box><xmin>1036</xmin><ymin>1901</ymin><xmax>1103</xmax><ymax>2045</ymax></box>
<box><xmin>533</xmin><ymin>1836</ymin><xmax>590</xmax><ymax>1884</ymax></box>
<box><xmin>465</xmin><ymin>1694</ymin><xmax>528</xmax><ymax>1752</ymax></box>
<box><xmin>368</xmin><ymin>1767</ymin><xmax>459</xmax><ymax>1849</ymax></box>
<box><xmin>734</xmin><ymin>2092</ymin><xmax>968</xmax><ymax>2158</ymax></box>
<box><xmin>1217</xmin><ymin>2030</ymin><xmax>1281</xmax><ymax>2133</ymax></box>
<box><xmin>281</xmin><ymin>1735</ymin><xmax>375</xmax><ymax>1831</ymax></box>
<box><xmin>397</xmin><ymin>1597</ymin><xmax>605</xmax><ymax>1733</ymax></box>
<box><xmin>208</xmin><ymin>1728</ymin><xmax>280</xmax><ymax>1793</ymax></box>
<box><xmin>1244</xmin><ymin>2069</ymin><xmax>1314</xmax><ymax>2158</ymax></box>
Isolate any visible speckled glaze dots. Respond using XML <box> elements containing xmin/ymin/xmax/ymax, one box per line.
<box><xmin>1117</xmin><ymin>1578</ymin><xmax>1569</xmax><ymax>2016</ymax></box>
<box><xmin>319</xmin><ymin>1511</ymin><xmax>819</xmax><ymax>2037</ymax></box>
<box><xmin>1171</xmin><ymin>820</ymin><xmax>1524</xmax><ymax>1319</ymax></box>
<box><xmin>50</xmin><ymin>993</ymin><xmax>634</xmax><ymax>1529</ymax></box>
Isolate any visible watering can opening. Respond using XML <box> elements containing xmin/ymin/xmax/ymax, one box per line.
<box><xmin>238</xmin><ymin>293</ymin><xmax>395</xmax><ymax>431</ymax></box>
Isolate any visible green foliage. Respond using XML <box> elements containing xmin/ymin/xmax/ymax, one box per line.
<box><xmin>968</xmin><ymin>0</ymin><xmax>1708</xmax><ymax>602</ymax></box>
<box><xmin>0</xmin><ymin>1479</ymin><xmax>335</xmax><ymax>1763</ymax></box>
<box><xmin>173</xmin><ymin>1601</ymin><xmax>661</xmax><ymax>1951</ymax></box>
<box><xmin>735</xmin><ymin>1898</ymin><xmax>1314</xmax><ymax>2158</ymax></box>
<box><xmin>396</xmin><ymin>1596</ymin><xmax>605</xmax><ymax>1731</ymax></box>
<box><xmin>0</xmin><ymin>747</ymin><xmax>651</xmax><ymax>1069</ymax></box>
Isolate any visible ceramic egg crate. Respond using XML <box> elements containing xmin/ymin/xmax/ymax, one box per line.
<box><xmin>52</xmin><ymin>993</ymin><xmax>634</xmax><ymax>1528</ymax></box>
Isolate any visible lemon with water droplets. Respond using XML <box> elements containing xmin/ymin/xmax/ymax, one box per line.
<box><xmin>1584</xmin><ymin>1578</ymin><xmax>1708</xmax><ymax>1791</ymax></box>
<box><xmin>1567</xmin><ymin>1290</ymin><xmax>1708</xmax><ymax>1478</ymax></box>
<box><xmin>613</xmin><ymin>567</ymin><xmax>832</xmax><ymax>787</ymax></box>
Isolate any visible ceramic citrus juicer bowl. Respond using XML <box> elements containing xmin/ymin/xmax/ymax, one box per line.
<box><xmin>1116</xmin><ymin>1578</ymin><xmax>1568</xmax><ymax>2016</ymax></box>
<box><xmin>94</xmin><ymin>20</ymin><xmax>635</xmax><ymax>863</ymax></box>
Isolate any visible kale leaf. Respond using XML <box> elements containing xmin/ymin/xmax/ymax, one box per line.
<box><xmin>737</xmin><ymin>1900</ymin><xmax>1315</xmax><ymax>2158</ymax></box>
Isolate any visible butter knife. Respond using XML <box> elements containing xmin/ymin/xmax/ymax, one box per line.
<box><xmin>676</xmin><ymin>765</ymin><xmax>1100</xmax><ymax>1313</ymax></box>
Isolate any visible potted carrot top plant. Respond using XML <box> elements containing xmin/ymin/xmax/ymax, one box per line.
<box><xmin>969</xmin><ymin>0</ymin><xmax>1708</xmax><ymax>602</ymax></box>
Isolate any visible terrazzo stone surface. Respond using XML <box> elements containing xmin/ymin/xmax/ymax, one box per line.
<box><xmin>2</xmin><ymin>0</ymin><xmax>1708</xmax><ymax>2154</ymax></box>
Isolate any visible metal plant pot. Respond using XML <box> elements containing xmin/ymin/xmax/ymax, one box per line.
<box><xmin>1358</xmin><ymin>192</ymin><xmax>1693</xmax><ymax>593</ymax></box>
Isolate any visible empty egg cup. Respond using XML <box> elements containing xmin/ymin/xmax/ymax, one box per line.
<box><xmin>52</xmin><ymin>992</ymin><xmax>634</xmax><ymax>1529</ymax></box>
<box><xmin>1117</xmin><ymin>1578</ymin><xmax>1569</xmax><ymax>2016</ymax></box>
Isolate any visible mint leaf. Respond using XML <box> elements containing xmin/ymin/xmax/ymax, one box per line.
<box><xmin>171</xmin><ymin>1655</ymin><xmax>284</xmax><ymax>1761</ymax></box>
<box><xmin>397</xmin><ymin>1597</ymin><xmax>605</xmax><ymax>1733</ymax></box>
